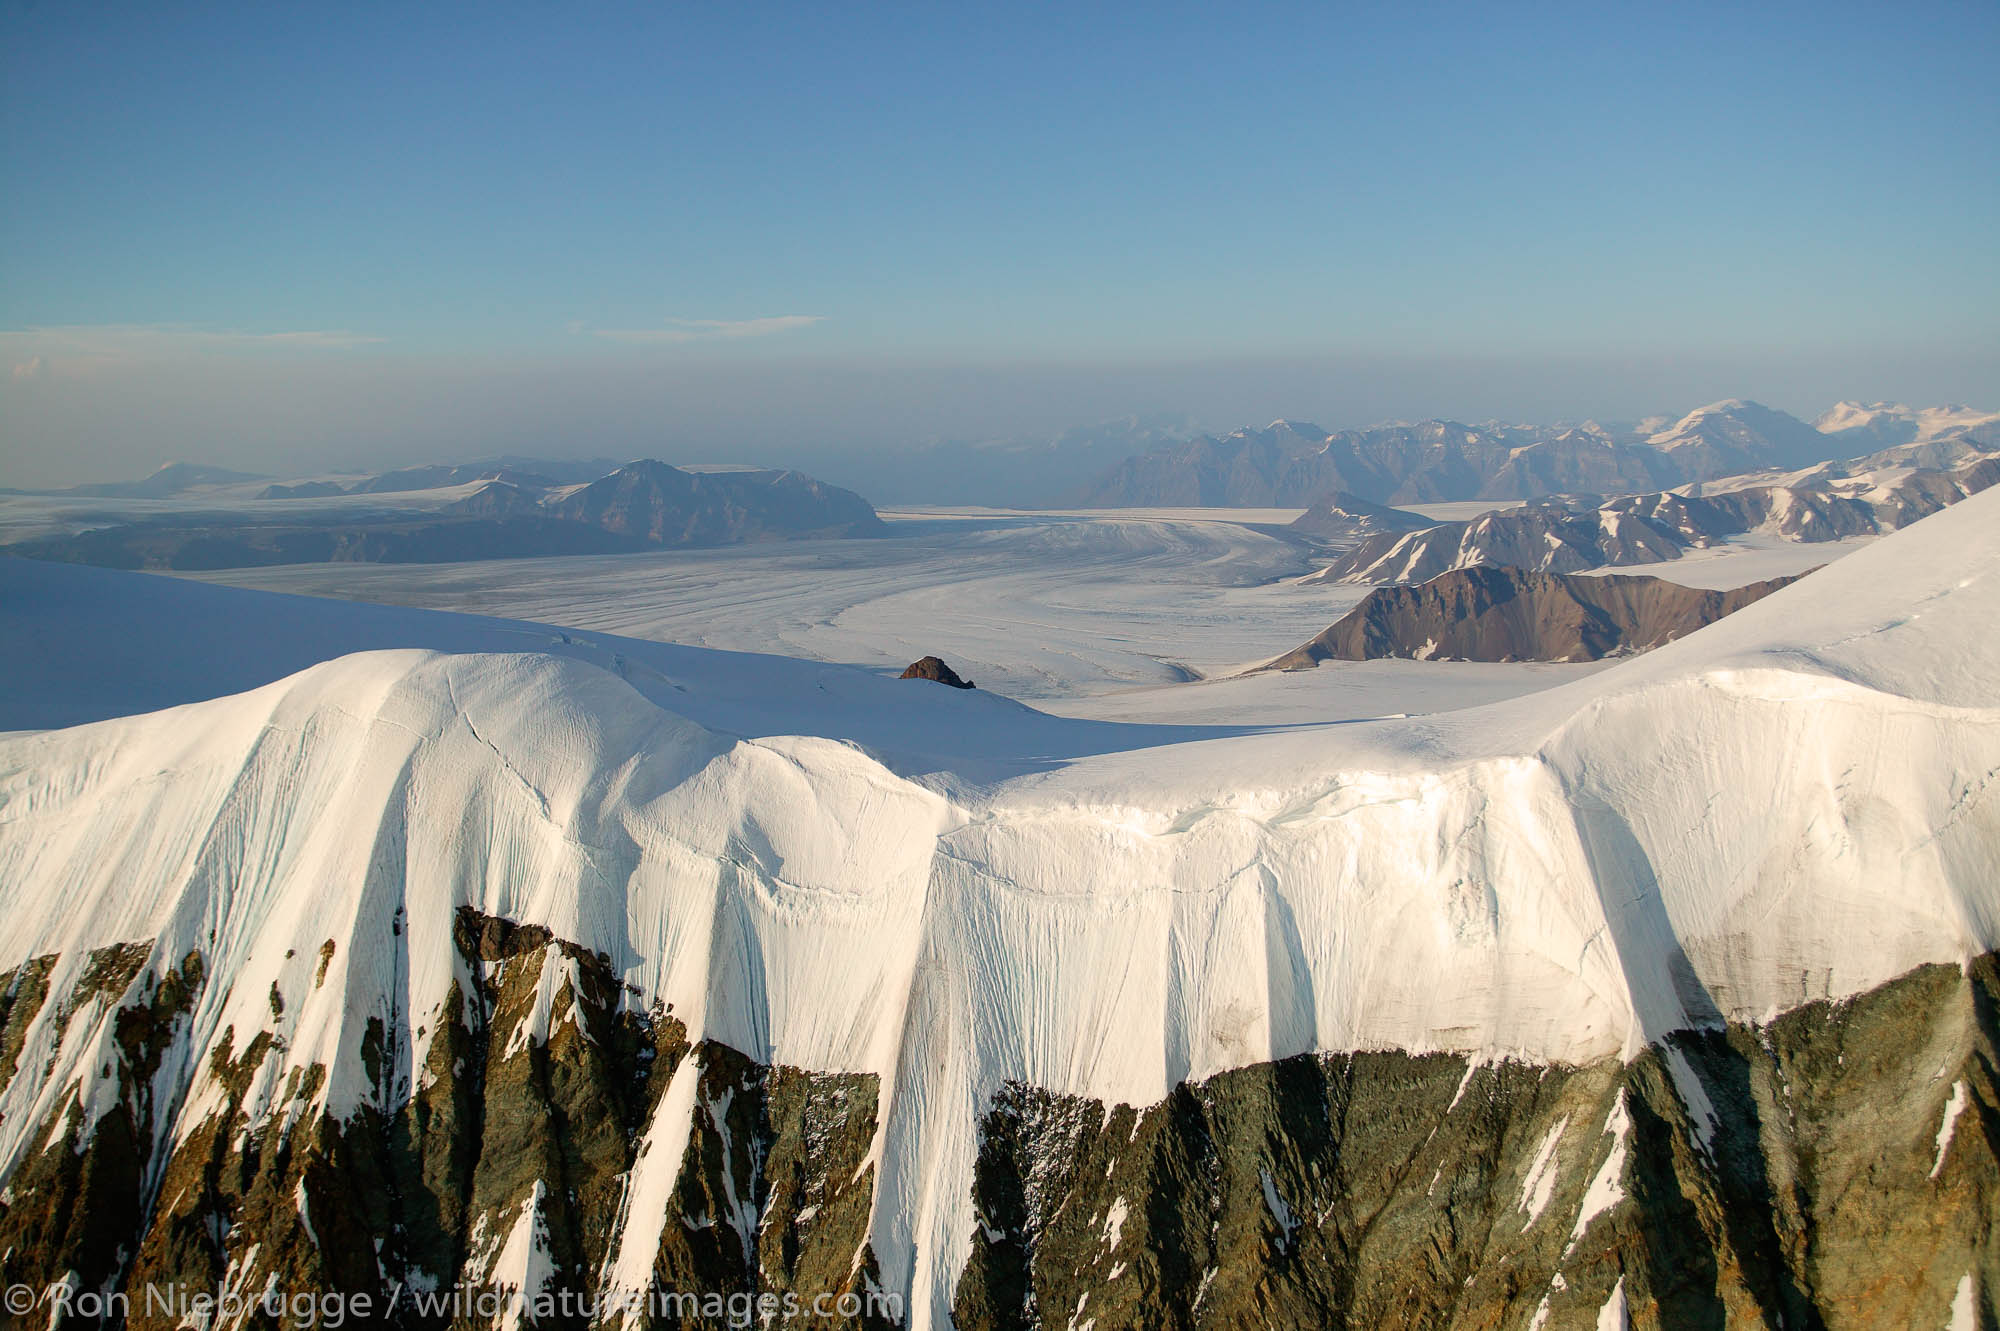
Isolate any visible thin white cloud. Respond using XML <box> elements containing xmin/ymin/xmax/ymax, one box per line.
<box><xmin>590</xmin><ymin>315</ymin><xmax>825</xmax><ymax>344</ymax></box>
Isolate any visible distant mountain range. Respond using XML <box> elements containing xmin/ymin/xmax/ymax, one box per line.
<box><xmin>54</xmin><ymin>461</ymin><xmax>270</xmax><ymax>499</ymax></box>
<box><xmin>1814</xmin><ymin>400</ymin><xmax>2000</xmax><ymax>450</ymax></box>
<box><xmin>1073</xmin><ymin>400</ymin><xmax>2000</xmax><ymax>508</ymax></box>
<box><xmin>267</xmin><ymin>457</ymin><xmax>630</xmax><ymax>498</ymax></box>
<box><xmin>15</xmin><ymin>400</ymin><xmax>1997</xmax><ymax>529</ymax></box>
<box><xmin>1304</xmin><ymin>440</ymin><xmax>2000</xmax><ymax>585</ymax></box>
<box><xmin>3</xmin><ymin>460</ymin><xmax>886</xmax><ymax>570</ymax></box>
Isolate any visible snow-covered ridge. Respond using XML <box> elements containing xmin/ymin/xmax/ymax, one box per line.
<box><xmin>1815</xmin><ymin>400</ymin><xmax>2000</xmax><ymax>447</ymax></box>
<box><xmin>1</xmin><ymin>489</ymin><xmax>1997</xmax><ymax>1323</ymax></box>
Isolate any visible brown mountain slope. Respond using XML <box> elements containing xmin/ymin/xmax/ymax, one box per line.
<box><xmin>547</xmin><ymin>460</ymin><xmax>888</xmax><ymax>545</ymax></box>
<box><xmin>1270</xmin><ymin>565</ymin><xmax>1806</xmax><ymax>668</ymax></box>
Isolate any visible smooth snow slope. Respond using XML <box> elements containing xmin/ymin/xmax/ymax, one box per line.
<box><xmin>1</xmin><ymin>489</ymin><xmax>1997</xmax><ymax>1327</ymax></box>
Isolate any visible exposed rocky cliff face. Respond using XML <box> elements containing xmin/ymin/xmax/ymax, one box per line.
<box><xmin>1270</xmin><ymin>567</ymin><xmax>1803</xmax><ymax>667</ymax></box>
<box><xmin>0</xmin><ymin>921</ymin><xmax>1990</xmax><ymax>1329</ymax></box>
<box><xmin>0</xmin><ymin>913</ymin><xmax>897</xmax><ymax>1331</ymax></box>
<box><xmin>962</xmin><ymin>954</ymin><xmax>1999</xmax><ymax>1331</ymax></box>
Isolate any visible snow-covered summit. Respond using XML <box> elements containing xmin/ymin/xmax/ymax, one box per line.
<box><xmin>1637</xmin><ymin>399</ymin><xmax>1851</xmax><ymax>477</ymax></box>
<box><xmin>1815</xmin><ymin>400</ymin><xmax>2000</xmax><ymax>448</ymax></box>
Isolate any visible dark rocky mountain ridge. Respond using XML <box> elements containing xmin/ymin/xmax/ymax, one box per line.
<box><xmin>1270</xmin><ymin>566</ymin><xmax>1805</xmax><ymax>668</ymax></box>
<box><xmin>546</xmin><ymin>460</ymin><xmax>886</xmax><ymax>546</ymax></box>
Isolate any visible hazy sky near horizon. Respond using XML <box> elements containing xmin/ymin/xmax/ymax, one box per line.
<box><xmin>3</xmin><ymin>1</ymin><xmax>1997</xmax><ymax>485</ymax></box>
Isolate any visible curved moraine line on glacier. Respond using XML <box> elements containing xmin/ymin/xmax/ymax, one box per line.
<box><xmin>0</xmin><ymin>491</ymin><xmax>1996</xmax><ymax>1329</ymax></box>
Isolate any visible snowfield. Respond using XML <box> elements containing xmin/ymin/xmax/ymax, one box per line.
<box><xmin>0</xmin><ymin>489</ymin><xmax>1996</xmax><ymax>1327</ymax></box>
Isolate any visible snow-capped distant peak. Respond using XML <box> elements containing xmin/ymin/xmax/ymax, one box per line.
<box><xmin>1818</xmin><ymin>400</ymin><xmax>1908</xmax><ymax>429</ymax></box>
<box><xmin>1649</xmin><ymin>399</ymin><xmax>1758</xmax><ymax>440</ymax></box>
<box><xmin>1814</xmin><ymin>401</ymin><xmax>1999</xmax><ymax>444</ymax></box>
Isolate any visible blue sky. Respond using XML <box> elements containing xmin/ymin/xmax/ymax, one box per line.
<box><xmin>3</xmin><ymin>1</ymin><xmax>1997</xmax><ymax>481</ymax></box>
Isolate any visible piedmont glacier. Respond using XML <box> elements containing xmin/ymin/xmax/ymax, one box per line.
<box><xmin>0</xmin><ymin>490</ymin><xmax>1997</xmax><ymax>1328</ymax></box>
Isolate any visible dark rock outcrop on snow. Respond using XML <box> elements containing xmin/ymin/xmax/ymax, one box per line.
<box><xmin>899</xmin><ymin>656</ymin><xmax>975</xmax><ymax>689</ymax></box>
<box><xmin>1270</xmin><ymin>566</ymin><xmax>1805</xmax><ymax>668</ymax></box>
